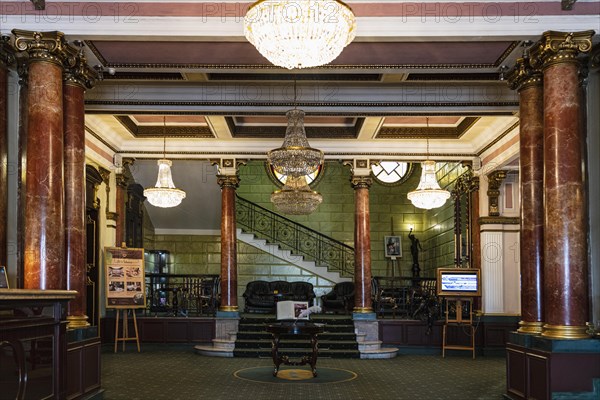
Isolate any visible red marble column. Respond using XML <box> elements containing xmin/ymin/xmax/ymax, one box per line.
<box><xmin>0</xmin><ymin>49</ymin><xmax>9</xmax><ymax>269</ymax></box>
<box><xmin>510</xmin><ymin>59</ymin><xmax>545</xmax><ymax>335</ymax></box>
<box><xmin>540</xmin><ymin>31</ymin><xmax>593</xmax><ymax>339</ymax></box>
<box><xmin>351</xmin><ymin>177</ymin><xmax>373</xmax><ymax>313</ymax></box>
<box><xmin>14</xmin><ymin>30</ymin><xmax>67</xmax><ymax>290</ymax></box>
<box><xmin>218</xmin><ymin>175</ymin><xmax>239</xmax><ymax>312</ymax></box>
<box><xmin>64</xmin><ymin>78</ymin><xmax>88</xmax><ymax>327</ymax></box>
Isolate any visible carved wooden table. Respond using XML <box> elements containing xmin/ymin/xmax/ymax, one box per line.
<box><xmin>266</xmin><ymin>321</ymin><xmax>324</xmax><ymax>377</ymax></box>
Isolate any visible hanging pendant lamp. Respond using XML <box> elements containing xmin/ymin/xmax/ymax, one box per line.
<box><xmin>407</xmin><ymin>118</ymin><xmax>450</xmax><ymax>210</ymax></box>
<box><xmin>143</xmin><ymin>117</ymin><xmax>186</xmax><ymax>208</ymax></box>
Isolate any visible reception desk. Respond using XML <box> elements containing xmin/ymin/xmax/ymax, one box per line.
<box><xmin>0</xmin><ymin>289</ymin><xmax>76</xmax><ymax>399</ymax></box>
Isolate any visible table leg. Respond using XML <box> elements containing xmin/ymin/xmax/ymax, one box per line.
<box><xmin>271</xmin><ymin>333</ymin><xmax>281</xmax><ymax>377</ymax></box>
<box><xmin>310</xmin><ymin>333</ymin><xmax>318</xmax><ymax>377</ymax></box>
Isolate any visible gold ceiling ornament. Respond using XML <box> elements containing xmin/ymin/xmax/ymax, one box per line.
<box><xmin>271</xmin><ymin>175</ymin><xmax>323</xmax><ymax>215</ymax></box>
<box><xmin>407</xmin><ymin>118</ymin><xmax>451</xmax><ymax>210</ymax></box>
<box><xmin>143</xmin><ymin>117</ymin><xmax>186</xmax><ymax>208</ymax></box>
<box><xmin>244</xmin><ymin>0</ymin><xmax>356</xmax><ymax>69</ymax></box>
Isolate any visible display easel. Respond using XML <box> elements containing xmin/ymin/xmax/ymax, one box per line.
<box><xmin>114</xmin><ymin>308</ymin><xmax>140</xmax><ymax>353</ymax></box>
<box><xmin>442</xmin><ymin>297</ymin><xmax>475</xmax><ymax>359</ymax></box>
<box><xmin>105</xmin><ymin>243</ymin><xmax>145</xmax><ymax>353</ymax></box>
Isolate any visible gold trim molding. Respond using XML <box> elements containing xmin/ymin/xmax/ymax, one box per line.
<box><xmin>517</xmin><ymin>321</ymin><xmax>543</xmax><ymax>335</ymax></box>
<box><xmin>219</xmin><ymin>305</ymin><xmax>239</xmax><ymax>312</ymax></box>
<box><xmin>479</xmin><ymin>216</ymin><xmax>520</xmax><ymax>225</ymax></box>
<box><xmin>353</xmin><ymin>307</ymin><xmax>374</xmax><ymax>313</ymax></box>
<box><xmin>541</xmin><ymin>323</ymin><xmax>591</xmax><ymax>340</ymax></box>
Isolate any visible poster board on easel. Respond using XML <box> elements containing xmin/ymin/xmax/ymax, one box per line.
<box><xmin>105</xmin><ymin>246</ymin><xmax>145</xmax><ymax>352</ymax></box>
<box><xmin>104</xmin><ymin>246</ymin><xmax>146</xmax><ymax>309</ymax></box>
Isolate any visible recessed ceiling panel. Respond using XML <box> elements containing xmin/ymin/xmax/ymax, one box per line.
<box><xmin>88</xmin><ymin>41</ymin><xmax>517</xmax><ymax>68</ymax></box>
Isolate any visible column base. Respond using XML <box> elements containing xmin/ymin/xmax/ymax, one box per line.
<box><xmin>541</xmin><ymin>323</ymin><xmax>591</xmax><ymax>339</ymax></box>
<box><xmin>67</xmin><ymin>314</ymin><xmax>90</xmax><ymax>329</ymax></box>
<box><xmin>219</xmin><ymin>305</ymin><xmax>239</xmax><ymax>312</ymax></box>
<box><xmin>517</xmin><ymin>320</ymin><xmax>543</xmax><ymax>335</ymax></box>
<box><xmin>353</xmin><ymin>307</ymin><xmax>373</xmax><ymax>313</ymax></box>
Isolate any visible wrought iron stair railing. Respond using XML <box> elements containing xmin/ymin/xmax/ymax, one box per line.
<box><xmin>236</xmin><ymin>195</ymin><xmax>354</xmax><ymax>278</ymax></box>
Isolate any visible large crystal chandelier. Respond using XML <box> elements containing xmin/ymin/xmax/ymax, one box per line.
<box><xmin>143</xmin><ymin>118</ymin><xmax>186</xmax><ymax>208</ymax></box>
<box><xmin>244</xmin><ymin>0</ymin><xmax>356</xmax><ymax>69</ymax></box>
<box><xmin>268</xmin><ymin>109</ymin><xmax>324</xmax><ymax>177</ymax></box>
<box><xmin>407</xmin><ymin>118</ymin><xmax>450</xmax><ymax>210</ymax></box>
<box><xmin>271</xmin><ymin>175</ymin><xmax>323</xmax><ymax>215</ymax></box>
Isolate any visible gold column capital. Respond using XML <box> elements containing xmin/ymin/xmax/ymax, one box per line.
<box><xmin>507</xmin><ymin>57</ymin><xmax>543</xmax><ymax>91</ymax></box>
<box><xmin>350</xmin><ymin>176</ymin><xmax>372</xmax><ymax>190</ymax></box>
<box><xmin>486</xmin><ymin>170</ymin><xmax>507</xmax><ymax>217</ymax></box>
<box><xmin>211</xmin><ymin>158</ymin><xmax>247</xmax><ymax>176</ymax></box>
<box><xmin>12</xmin><ymin>29</ymin><xmax>67</xmax><ymax>67</ymax></box>
<box><xmin>539</xmin><ymin>30</ymin><xmax>595</xmax><ymax>69</ymax></box>
<box><xmin>116</xmin><ymin>173</ymin><xmax>129</xmax><ymax>189</ymax></box>
<box><xmin>217</xmin><ymin>174</ymin><xmax>240</xmax><ymax>189</ymax></box>
<box><xmin>63</xmin><ymin>43</ymin><xmax>99</xmax><ymax>90</ymax></box>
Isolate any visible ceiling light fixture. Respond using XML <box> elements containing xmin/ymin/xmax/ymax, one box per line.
<box><xmin>407</xmin><ymin>118</ymin><xmax>451</xmax><ymax>210</ymax></box>
<box><xmin>143</xmin><ymin>117</ymin><xmax>186</xmax><ymax>208</ymax></box>
<box><xmin>268</xmin><ymin>81</ymin><xmax>324</xmax><ymax>177</ymax></box>
<box><xmin>244</xmin><ymin>0</ymin><xmax>356</xmax><ymax>69</ymax></box>
<box><xmin>271</xmin><ymin>175</ymin><xmax>323</xmax><ymax>215</ymax></box>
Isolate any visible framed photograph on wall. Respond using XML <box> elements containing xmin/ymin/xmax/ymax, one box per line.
<box><xmin>384</xmin><ymin>236</ymin><xmax>402</xmax><ymax>258</ymax></box>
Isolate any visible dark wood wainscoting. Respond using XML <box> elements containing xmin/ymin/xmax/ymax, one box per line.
<box><xmin>67</xmin><ymin>336</ymin><xmax>102</xmax><ymax>400</ymax></box>
<box><xmin>379</xmin><ymin>316</ymin><xmax>518</xmax><ymax>353</ymax></box>
<box><xmin>101</xmin><ymin>316</ymin><xmax>215</xmax><ymax>343</ymax></box>
<box><xmin>506</xmin><ymin>334</ymin><xmax>600</xmax><ymax>400</ymax></box>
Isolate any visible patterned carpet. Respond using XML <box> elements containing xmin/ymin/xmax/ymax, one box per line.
<box><xmin>101</xmin><ymin>344</ymin><xmax>506</xmax><ymax>400</ymax></box>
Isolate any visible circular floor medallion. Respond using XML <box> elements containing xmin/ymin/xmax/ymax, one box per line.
<box><xmin>234</xmin><ymin>367</ymin><xmax>357</xmax><ymax>384</ymax></box>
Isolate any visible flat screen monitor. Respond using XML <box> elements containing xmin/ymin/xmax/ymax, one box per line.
<box><xmin>436</xmin><ymin>268</ymin><xmax>481</xmax><ymax>297</ymax></box>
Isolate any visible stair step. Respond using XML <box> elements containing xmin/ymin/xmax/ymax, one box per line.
<box><xmin>233</xmin><ymin>348</ymin><xmax>360</xmax><ymax>359</ymax></box>
<box><xmin>235</xmin><ymin>339</ymin><xmax>358</xmax><ymax>350</ymax></box>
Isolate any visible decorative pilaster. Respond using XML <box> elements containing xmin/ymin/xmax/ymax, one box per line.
<box><xmin>0</xmin><ymin>36</ymin><xmax>14</xmax><ymax>270</ymax></box>
<box><xmin>63</xmin><ymin>43</ymin><xmax>98</xmax><ymax>328</ymax></box>
<box><xmin>486</xmin><ymin>170</ymin><xmax>507</xmax><ymax>217</ymax></box>
<box><xmin>508</xmin><ymin>56</ymin><xmax>545</xmax><ymax>335</ymax></box>
<box><xmin>14</xmin><ymin>30</ymin><xmax>67</xmax><ymax>290</ymax></box>
<box><xmin>538</xmin><ymin>31</ymin><xmax>594</xmax><ymax>339</ymax></box>
<box><xmin>114</xmin><ymin>172</ymin><xmax>129</xmax><ymax>246</ymax></box>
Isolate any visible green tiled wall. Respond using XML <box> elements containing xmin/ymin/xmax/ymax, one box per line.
<box><xmin>144</xmin><ymin>160</ymin><xmax>465</xmax><ymax>305</ymax></box>
<box><xmin>236</xmin><ymin>160</ymin><xmax>439</xmax><ymax>279</ymax></box>
<box><xmin>147</xmin><ymin>234</ymin><xmax>336</xmax><ymax>306</ymax></box>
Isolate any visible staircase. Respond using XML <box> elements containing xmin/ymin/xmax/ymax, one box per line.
<box><xmin>233</xmin><ymin>314</ymin><xmax>360</xmax><ymax>359</ymax></box>
<box><xmin>236</xmin><ymin>195</ymin><xmax>354</xmax><ymax>281</ymax></box>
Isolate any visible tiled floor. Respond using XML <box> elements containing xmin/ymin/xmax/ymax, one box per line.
<box><xmin>101</xmin><ymin>344</ymin><xmax>506</xmax><ymax>400</ymax></box>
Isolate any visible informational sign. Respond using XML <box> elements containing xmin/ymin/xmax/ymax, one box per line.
<box><xmin>105</xmin><ymin>247</ymin><xmax>146</xmax><ymax>309</ymax></box>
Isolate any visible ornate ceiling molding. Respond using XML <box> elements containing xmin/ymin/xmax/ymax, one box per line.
<box><xmin>377</xmin><ymin>117</ymin><xmax>479</xmax><ymax>139</ymax></box>
<box><xmin>115</xmin><ymin>116</ymin><xmax>214</xmax><ymax>138</ymax></box>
